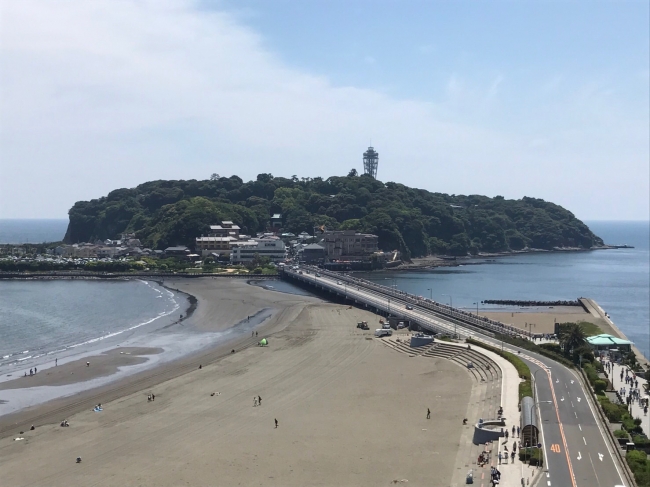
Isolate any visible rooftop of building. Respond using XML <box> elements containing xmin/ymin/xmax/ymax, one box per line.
<box><xmin>586</xmin><ymin>334</ymin><xmax>632</xmax><ymax>346</ymax></box>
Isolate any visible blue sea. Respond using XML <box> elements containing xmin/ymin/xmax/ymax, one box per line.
<box><xmin>0</xmin><ymin>219</ymin><xmax>68</xmax><ymax>244</ymax></box>
<box><xmin>356</xmin><ymin>221</ymin><xmax>650</xmax><ymax>358</ymax></box>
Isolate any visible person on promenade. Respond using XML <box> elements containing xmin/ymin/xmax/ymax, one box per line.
<box><xmin>516</xmin><ymin>426</ymin><xmax>520</xmax><ymax>437</ymax></box>
<box><xmin>505</xmin><ymin>430</ymin><xmax>509</xmax><ymax>440</ymax></box>
<box><xmin>427</xmin><ymin>408</ymin><xmax>430</xmax><ymax>419</ymax></box>
<box><xmin>512</xmin><ymin>425</ymin><xmax>515</xmax><ymax>436</ymax></box>
<box><xmin>275</xmin><ymin>419</ymin><xmax>278</xmax><ymax>428</ymax></box>
<box><xmin>498</xmin><ymin>452</ymin><xmax>502</xmax><ymax>464</ymax></box>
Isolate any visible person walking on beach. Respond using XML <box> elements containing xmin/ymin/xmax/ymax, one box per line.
<box><xmin>34</xmin><ymin>367</ymin><xmax>37</xmax><ymax>374</ymax></box>
<box><xmin>55</xmin><ymin>358</ymin><xmax>58</xmax><ymax>366</ymax></box>
<box><xmin>253</xmin><ymin>397</ymin><xmax>258</xmax><ymax>407</ymax></box>
<box><xmin>255</xmin><ymin>331</ymin><xmax>258</xmax><ymax>337</ymax></box>
<box><xmin>427</xmin><ymin>408</ymin><xmax>430</xmax><ymax>419</ymax></box>
<box><xmin>258</xmin><ymin>396</ymin><xmax>262</xmax><ymax>406</ymax></box>
<box><xmin>275</xmin><ymin>418</ymin><xmax>278</xmax><ymax>428</ymax></box>
<box><xmin>29</xmin><ymin>368</ymin><xmax>33</xmax><ymax>376</ymax></box>
<box><xmin>152</xmin><ymin>393</ymin><xmax>155</xmax><ymax>401</ymax></box>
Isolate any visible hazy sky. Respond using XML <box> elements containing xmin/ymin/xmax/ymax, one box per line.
<box><xmin>1</xmin><ymin>0</ymin><xmax>648</xmax><ymax>220</ymax></box>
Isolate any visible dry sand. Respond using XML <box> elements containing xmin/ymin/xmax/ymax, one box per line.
<box><xmin>0</xmin><ymin>284</ymin><xmax>475</xmax><ymax>486</ymax></box>
<box><xmin>479</xmin><ymin>306</ymin><xmax>598</xmax><ymax>334</ymax></box>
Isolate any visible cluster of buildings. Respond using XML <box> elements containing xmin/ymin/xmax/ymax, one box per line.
<box><xmin>49</xmin><ymin>234</ymin><xmax>162</xmax><ymax>259</ymax></box>
<box><xmin>195</xmin><ymin>220</ymin><xmax>395</xmax><ymax>268</ymax></box>
<box><xmin>195</xmin><ymin>221</ymin><xmax>286</xmax><ymax>264</ymax></box>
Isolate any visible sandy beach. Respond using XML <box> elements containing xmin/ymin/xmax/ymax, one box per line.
<box><xmin>0</xmin><ymin>281</ymin><xmax>476</xmax><ymax>486</ymax></box>
<box><xmin>479</xmin><ymin>306</ymin><xmax>594</xmax><ymax>335</ymax></box>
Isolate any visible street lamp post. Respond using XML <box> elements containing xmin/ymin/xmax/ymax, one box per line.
<box><xmin>473</xmin><ymin>301</ymin><xmax>479</xmax><ymax>316</ymax></box>
<box><xmin>442</xmin><ymin>294</ymin><xmax>453</xmax><ymax>308</ymax></box>
<box><xmin>427</xmin><ymin>288</ymin><xmax>432</xmax><ymax>301</ymax></box>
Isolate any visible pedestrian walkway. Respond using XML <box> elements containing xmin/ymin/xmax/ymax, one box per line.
<box><xmin>605</xmin><ymin>360</ymin><xmax>649</xmax><ymax>437</ymax></box>
<box><xmin>468</xmin><ymin>345</ymin><xmax>542</xmax><ymax>487</ymax></box>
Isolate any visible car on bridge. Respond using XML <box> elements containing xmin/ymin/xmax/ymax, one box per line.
<box><xmin>405</xmin><ymin>305</ymin><xmax>413</xmax><ymax>310</ymax></box>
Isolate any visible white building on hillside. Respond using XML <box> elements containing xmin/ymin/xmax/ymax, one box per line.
<box><xmin>230</xmin><ymin>236</ymin><xmax>286</xmax><ymax>264</ymax></box>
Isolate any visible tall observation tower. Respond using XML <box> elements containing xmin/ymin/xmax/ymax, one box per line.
<box><xmin>363</xmin><ymin>146</ymin><xmax>379</xmax><ymax>179</ymax></box>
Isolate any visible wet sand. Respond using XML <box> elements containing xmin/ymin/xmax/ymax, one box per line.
<box><xmin>0</xmin><ymin>286</ymin><xmax>475</xmax><ymax>486</ymax></box>
<box><xmin>0</xmin><ymin>348</ymin><xmax>162</xmax><ymax>390</ymax></box>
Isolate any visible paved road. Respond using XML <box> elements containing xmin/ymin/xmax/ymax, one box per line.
<box><xmin>286</xmin><ymin>268</ymin><xmax>629</xmax><ymax>487</ymax></box>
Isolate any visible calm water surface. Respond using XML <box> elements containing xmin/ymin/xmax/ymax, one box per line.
<box><xmin>357</xmin><ymin>221</ymin><xmax>650</xmax><ymax>357</ymax></box>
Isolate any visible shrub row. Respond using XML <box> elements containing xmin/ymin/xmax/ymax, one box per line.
<box><xmin>519</xmin><ymin>447</ymin><xmax>543</xmax><ymax>466</ymax></box>
<box><xmin>626</xmin><ymin>450</ymin><xmax>650</xmax><ymax>487</ymax></box>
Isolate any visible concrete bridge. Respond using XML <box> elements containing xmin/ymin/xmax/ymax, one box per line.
<box><xmin>281</xmin><ymin>265</ymin><xmax>531</xmax><ymax>339</ymax></box>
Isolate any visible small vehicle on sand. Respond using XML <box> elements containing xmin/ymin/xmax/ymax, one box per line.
<box><xmin>356</xmin><ymin>321</ymin><xmax>369</xmax><ymax>330</ymax></box>
<box><xmin>375</xmin><ymin>328</ymin><xmax>392</xmax><ymax>338</ymax></box>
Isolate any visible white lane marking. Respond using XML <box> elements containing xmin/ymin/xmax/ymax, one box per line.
<box><xmin>568</xmin><ymin>369</ymin><xmax>627</xmax><ymax>485</ymax></box>
<box><xmin>547</xmin><ymin>482</ymin><xmax>551</xmax><ymax>486</ymax></box>
<box><xmin>579</xmin><ymin>424</ymin><xmax>582</xmax><ymax>431</ymax></box>
<box><xmin>571</xmin><ymin>401</ymin><xmax>575</xmax><ymax>407</ymax></box>
<box><xmin>577</xmin><ymin>451</ymin><xmax>582</xmax><ymax>460</ymax></box>
<box><xmin>583</xmin><ymin>437</ymin><xmax>587</xmax><ymax>445</ymax></box>
<box><xmin>599</xmin><ymin>453</ymin><xmax>604</xmax><ymax>461</ymax></box>
<box><xmin>546</xmin><ymin>473</ymin><xmax>550</xmax><ymax>478</ymax></box>
<box><xmin>574</xmin><ymin>412</ymin><xmax>578</xmax><ymax>418</ymax></box>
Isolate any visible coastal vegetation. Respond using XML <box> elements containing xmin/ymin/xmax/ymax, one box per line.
<box><xmin>63</xmin><ymin>173</ymin><xmax>603</xmax><ymax>257</ymax></box>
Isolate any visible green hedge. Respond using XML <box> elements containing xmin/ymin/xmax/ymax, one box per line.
<box><xmin>495</xmin><ymin>334</ymin><xmax>574</xmax><ymax>368</ymax></box>
<box><xmin>626</xmin><ymin>450</ymin><xmax>650</xmax><ymax>487</ymax></box>
<box><xmin>614</xmin><ymin>429</ymin><xmax>630</xmax><ymax>439</ymax></box>
<box><xmin>597</xmin><ymin>395</ymin><xmax>628</xmax><ymax>423</ymax></box>
<box><xmin>519</xmin><ymin>447</ymin><xmax>543</xmax><ymax>466</ymax></box>
<box><xmin>467</xmin><ymin>338</ymin><xmax>532</xmax><ymax>399</ymax></box>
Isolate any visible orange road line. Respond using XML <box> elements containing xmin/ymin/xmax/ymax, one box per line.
<box><xmin>546</xmin><ymin>368</ymin><xmax>577</xmax><ymax>487</ymax></box>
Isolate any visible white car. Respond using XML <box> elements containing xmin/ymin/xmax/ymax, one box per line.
<box><xmin>375</xmin><ymin>328</ymin><xmax>392</xmax><ymax>338</ymax></box>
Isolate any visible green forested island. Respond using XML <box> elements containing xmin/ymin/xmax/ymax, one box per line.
<box><xmin>64</xmin><ymin>173</ymin><xmax>603</xmax><ymax>258</ymax></box>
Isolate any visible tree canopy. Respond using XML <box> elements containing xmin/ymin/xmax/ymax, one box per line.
<box><xmin>64</xmin><ymin>173</ymin><xmax>603</xmax><ymax>257</ymax></box>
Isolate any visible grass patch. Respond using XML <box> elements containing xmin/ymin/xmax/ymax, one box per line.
<box><xmin>576</xmin><ymin>320</ymin><xmax>602</xmax><ymax>337</ymax></box>
<box><xmin>467</xmin><ymin>338</ymin><xmax>532</xmax><ymax>400</ymax></box>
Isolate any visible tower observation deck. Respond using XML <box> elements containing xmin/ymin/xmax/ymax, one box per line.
<box><xmin>363</xmin><ymin>146</ymin><xmax>379</xmax><ymax>179</ymax></box>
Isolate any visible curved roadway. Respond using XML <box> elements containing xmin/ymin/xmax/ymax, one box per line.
<box><xmin>285</xmin><ymin>267</ymin><xmax>629</xmax><ymax>487</ymax></box>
